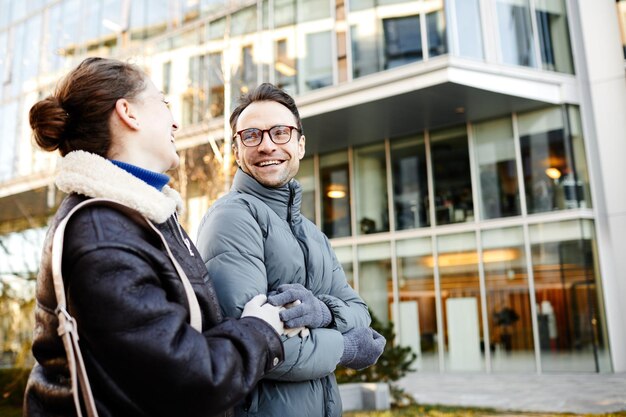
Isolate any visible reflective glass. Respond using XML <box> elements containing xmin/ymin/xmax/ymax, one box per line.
<box><xmin>208</xmin><ymin>52</ymin><xmax>224</xmax><ymax>118</ymax></box>
<box><xmin>496</xmin><ymin>0</ymin><xmax>537</xmax><ymax>67</ymax></box>
<box><xmin>358</xmin><ymin>242</ymin><xmax>392</xmax><ymax>324</ymax></box>
<box><xmin>618</xmin><ymin>0</ymin><xmax>626</xmax><ymax>58</ymax></box>
<box><xmin>303</xmin><ymin>31</ymin><xmax>333</xmax><ymax>92</ymax></box>
<box><xmin>298</xmin><ymin>0</ymin><xmax>331</xmax><ymax>23</ymax></box>
<box><xmin>0</xmin><ymin>32</ymin><xmax>6</xmax><ymax>100</ymax></box>
<box><xmin>232</xmin><ymin>45</ymin><xmax>258</xmax><ymax>98</ymax></box>
<box><xmin>320</xmin><ymin>151</ymin><xmax>351</xmax><ymax>238</ymax></box>
<box><xmin>438</xmin><ymin>232</ymin><xmax>485</xmax><ymax>371</ymax></box>
<box><xmin>354</xmin><ymin>143</ymin><xmax>389</xmax><ymax>235</ymax></box>
<box><xmin>397</xmin><ymin>237</ymin><xmax>438</xmax><ymax>371</ymax></box>
<box><xmin>23</xmin><ymin>16</ymin><xmax>42</xmax><ymax>86</ymax></box>
<box><xmin>391</xmin><ymin>134</ymin><xmax>430</xmax><ymax>230</ymax></box>
<box><xmin>431</xmin><ymin>126</ymin><xmax>474</xmax><ymax>225</ymax></box>
<box><xmin>535</xmin><ymin>0</ymin><xmax>574</xmax><ymax>73</ymax></box>
<box><xmin>383</xmin><ymin>14</ymin><xmax>423</xmax><ymax>69</ymax></box>
<box><xmin>275</xmin><ymin>37</ymin><xmax>298</xmax><ymax>96</ymax></box>
<box><xmin>334</xmin><ymin>245</ymin><xmax>354</xmax><ymax>288</ymax></box>
<box><xmin>483</xmin><ymin>227</ymin><xmax>535</xmax><ymax>372</ymax></box>
<box><xmin>0</xmin><ymin>102</ymin><xmax>17</xmax><ymax>181</ymax></box>
<box><xmin>453</xmin><ymin>0</ymin><xmax>484</xmax><ymax>59</ymax></box>
<box><xmin>231</xmin><ymin>6</ymin><xmax>257</xmax><ymax>36</ymax></box>
<box><xmin>519</xmin><ymin>106</ymin><xmax>590</xmax><ymax>213</ymax></box>
<box><xmin>296</xmin><ymin>158</ymin><xmax>316</xmax><ymax>223</ymax></box>
<box><xmin>426</xmin><ymin>0</ymin><xmax>447</xmax><ymax>58</ymax></box>
<box><xmin>530</xmin><ymin>220</ymin><xmax>611</xmax><ymax>372</ymax></box>
<box><xmin>473</xmin><ymin>118</ymin><xmax>521</xmax><ymax>219</ymax></box>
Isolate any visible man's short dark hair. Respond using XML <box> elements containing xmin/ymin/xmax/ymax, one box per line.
<box><xmin>229</xmin><ymin>83</ymin><xmax>303</xmax><ymax>139</ymax></box>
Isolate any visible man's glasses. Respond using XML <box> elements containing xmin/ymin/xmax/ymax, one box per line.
<box><xmin>235</xmin><ymin>125</ymin><xmax>300</xmax><ymax>147</ymax></box>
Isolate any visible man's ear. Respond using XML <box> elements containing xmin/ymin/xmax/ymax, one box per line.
<box><xmin>232</xmin><ymin>141</ymin><xmax>241</xmax><ymax>166</ymax></box>
<box><xmin>114</xmin><ymin>98</ymin><xmax>139</xmax><ymax>130</ymax></box>
<box><xmin>298</xmin><ymin>135</ymin><xmax>306</xmax><ymax>160</ymax></box>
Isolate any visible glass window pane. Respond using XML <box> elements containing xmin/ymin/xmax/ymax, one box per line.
<box><xmin>437</xmin><ymin>232</ymin><xmax>485</xmax><ymax>371</ymax></box>
<box><xmin>397</xmin><ymin>237</ymin><xmax>438</xmax><ymax>371</ymax></box>
<box><xmin>208</xmin><ymin>17</ymin><xmax>226</xmax><ymax>40</ymax></box>
<box><xmin>298</xmin><ymin>0</ymin><xmax>330</xmax><ymax>22</ymax></box>
<box><xmin>303</xmin><ymin>31</ymin><xmax>333</xmax><ymax>92</ymax></box>
<box><xmin>535</xmin><ymin>0</ymin><xmax>574</xmax><ymax>73</ymax></box>
<box><xmin>232</xmin><ymin>45</ymin><xmax>258</xmax><ymax>97</ymax></box>
<box><xmin>618</xmin><ymin>0</ymin><xmax>626</xmax><ymax>59</ymax></box>
<box><xmin>275</xmin><ymin>37</ymin><xmax>298</xmax><ymax>96</ymax></box>
<box><xmin>350</xmin><ymin>17</ymin><xmax>381</xmax><ymax>78</ymax></box>
<box><xmin>208</xmin><ymin>52</ymin><xmax>224</xmax><ymax>118</ymax></box>
<box><xmin>391</xmin><ymin>134</ymin><xmax>430</xmax><ymax>230</ymax></box>
<box><xmin>453</xmin><ymin>0</ymin><xmax>484</xmax><ymax>59</ymax></box>
<box><xmin>530</xmin><ymin>220</ymin><xmax>611</xmax><ymax>372</ymax></box>
<box><xmin>0</xmin><ymin>102</ymin><xmax>18</xmax><ymax>181</ymax></box>
<box><xmin>354</xmin><ymin>143</ymin><xmax>389</xmax><ymax>235</ymax></box>
<box><xmin>23</xmin><ymin>15</ymin><xmax>42</xmax><ymax>88</ymax></box>
<box><xmin>334</xmin><ymin>245</ymin><xmax>354</xmax><ymax>288</ymax></box>
<box><xmin>321</xmin><ymin>151</ymin><xmax>352</xmax><ymax>238</ymax></box>
<box><xmin>519</xmin><ymin>106</ymin><xmax>590</xmax><ymax>214</ymax></box>
<box><xmin>383</xmin><ymin>14</ymin><xmax>423</xmax><ymax>69</ymax></box>
<box><xmin>231</xmin><ymin>6</ymin><xmax>257</xmax><ymax>37</ymax></box>
<box><xmin>0</xmin><ymin>32</ymin><xmax>6</xmax><ymax>100</ymax></box>
<box><xmin>296</xmin><ymin>157</ymin><xmax>316</xmax><ymax>223</ymax></box>
<box><xmin>473</xmin><ymin>118</ymin><xmax>521</xmax><ymax>219</ymax></box>
<box><xmin>358</xmin><ymin>242</ymin><xmax>392</xmax><ymax>324</ymax></box>
<box><xmin>425</xmin><ymin>0</ymin><xmax>447</xmax><ymax>58</ymax></box>
<box><xmin>431</xmin><ymin>126</ymin><xmax>474</xmax><ymax>225</ymax></box>
<box><xmin>496</xmin><ymin>0</ymin><xmax>537</xmax><ymax>67</ymax></box>
<box><xmin>483</xmin><ymin>227</ymin><xmax>535</xmax><ymax>372</ymax></box>
<box><xmin>275</xmin><ymin>0</ymin><xmax>296</xmax><ymax>27</ymax></box>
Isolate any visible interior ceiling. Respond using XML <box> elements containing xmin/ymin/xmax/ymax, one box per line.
<box><xmin>302</xmin><ymin>81</ymin><xmax>550</xmax><ymax>155</ymax></box>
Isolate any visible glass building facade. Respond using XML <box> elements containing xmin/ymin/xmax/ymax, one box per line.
<box><xmin>1</xmin><ymin>0</ymin><xmax>625</xmax><ymax>373</ymax></box>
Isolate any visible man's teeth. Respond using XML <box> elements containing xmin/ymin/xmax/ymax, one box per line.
<box><xmin>259</xmin><ymin>160</ymin><xmax>281</xmax><ymax>166</ymax></box>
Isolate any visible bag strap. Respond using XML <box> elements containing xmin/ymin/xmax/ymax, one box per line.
<box><xmin>51</xmin><ymin>198</ymin><xmax>202</xmax><ymax>417</ymax></box>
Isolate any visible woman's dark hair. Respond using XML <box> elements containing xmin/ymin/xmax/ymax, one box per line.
<box><xmin>229</xmin><ymin>83</ymin><xmax>303</xmax><ymax>139</ymax></box>
<box><xmin>29</xmin><ymin>57</ymin><xmax>146</xmax><ymax>157</ymax></box>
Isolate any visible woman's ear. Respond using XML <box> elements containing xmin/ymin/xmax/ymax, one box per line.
<box><xmin>114</xmin><ymin>98</ymin><xmax>140</xmax><ymax>130</ymax></box>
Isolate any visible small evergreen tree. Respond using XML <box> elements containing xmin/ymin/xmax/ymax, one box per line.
<box><xmin>335</xmin><ymin>310</ymin><xmax>417</xmax><ymax>407</ymax></box>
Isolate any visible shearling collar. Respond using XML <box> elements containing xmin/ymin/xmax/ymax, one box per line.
<box><xmin>55</xmin><ymin>151</ymin><xmax>183</xmax><ymax>223</ymax></box>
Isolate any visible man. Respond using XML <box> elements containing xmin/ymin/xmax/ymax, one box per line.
<box><xmin>196</xmin><ymin>83</ymin><xmax>385</xmax><ymax>417</ymax></box>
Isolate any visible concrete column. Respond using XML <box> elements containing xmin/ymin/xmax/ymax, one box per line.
<box><xmin>569</xmin><ymin>0</ymin><xmax>626</xmax><ymax>372</ymax></box>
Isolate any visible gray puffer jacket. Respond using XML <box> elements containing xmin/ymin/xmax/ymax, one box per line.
<box><xmin>196</xmin><ymin>169</ymin><xmax>371</xmax><ymax>417</ymax></box>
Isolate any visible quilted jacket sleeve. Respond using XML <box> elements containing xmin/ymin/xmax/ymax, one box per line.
<box><xmin>317</xmin><ymin>233</ymin><xmax>371</xmax><ymax>334</ymax></box>
<box><xmin>196</xmin><ymin>200</ymin><xmax>344</xmax><ymax>382</ymax></box>
<box><xmin>60</xmin><ymin>207</ymin><xmax>283</xmax><ymax>417</ymax></box>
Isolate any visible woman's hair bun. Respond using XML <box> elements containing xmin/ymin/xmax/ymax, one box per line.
<box><xmin>29</xmin><ymin>95</ymin><xmax>69</xmax><ymax>152</ymax></box>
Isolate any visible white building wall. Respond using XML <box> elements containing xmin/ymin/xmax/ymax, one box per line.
<box><xmin>570</xmin><ymin>0</ymin><xmax>626</xmax><ymax>372</ymax></box>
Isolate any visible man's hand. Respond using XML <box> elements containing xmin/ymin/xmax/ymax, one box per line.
<box><xmin>339</xmin><ymin>327</ymin><xmax>386</xmax><ymax>370</ymax></box>
<box><xmin>267</xmin><ymin>283</ymin><xmax>332</xmax><ymax>329</ymax></box>
<box><xmin>241</xmin><ymin>294</ymin><xmax>284</xmax><ymax>335</ymax></box>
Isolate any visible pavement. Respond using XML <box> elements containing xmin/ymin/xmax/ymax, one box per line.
<box><xmin>397</xmin><ymin>371</ymin><xmax>626</xmax><ymax>415</ymax></box>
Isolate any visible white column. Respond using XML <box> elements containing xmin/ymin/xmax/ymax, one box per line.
<box><xmin>569</xmin><ymin>0</ymin><xmax>626</xmax><ymax>372</ymax></box>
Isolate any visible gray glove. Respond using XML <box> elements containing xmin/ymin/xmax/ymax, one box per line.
<box><xmin>267</xmin><ymin>283</ymin><xmax>332</xmax><ymax>329</ymax></box>
<box><xmin>339</xmin><ymin>327</ymin><xmax>386</xmax><ymax>370</ymax></box>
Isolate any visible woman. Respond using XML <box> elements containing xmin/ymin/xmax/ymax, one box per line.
<box><xmin>23</xmin><ymin>57</ymin><xmax>284</xmax><ymax>417</ymax></box>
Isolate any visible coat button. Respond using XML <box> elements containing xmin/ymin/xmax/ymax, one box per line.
<box><xmin>272</xmin><ymin>357</ymin><xmax>279</xmax><ymax>366</ymax></box>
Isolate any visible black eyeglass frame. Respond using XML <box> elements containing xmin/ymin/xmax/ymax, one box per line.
<box><xmin>234</xmin><ymin>125</ymin><xmax>301</xmax><ymax>147</ymax></box>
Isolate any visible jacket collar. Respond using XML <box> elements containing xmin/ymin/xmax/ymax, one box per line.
<box><xmin>231</xmin><ymin>169</ymin><xmax>302</xmax><ymax>221</ymax></box>
<box><xmin>55</xmin><ymin>150</ymin><xmax>183</xmax><ymax>223</ymax></box>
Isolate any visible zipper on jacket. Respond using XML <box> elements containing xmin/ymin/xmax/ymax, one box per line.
<box><xmin>287</xmin><ymin>183</ymin><xmax>295</xmax><ymax>224</ymax></box>
<box><xmin>173</xmin><ymin>212</ymin><xmax>195</xmax><ymax>257</ymax></box>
